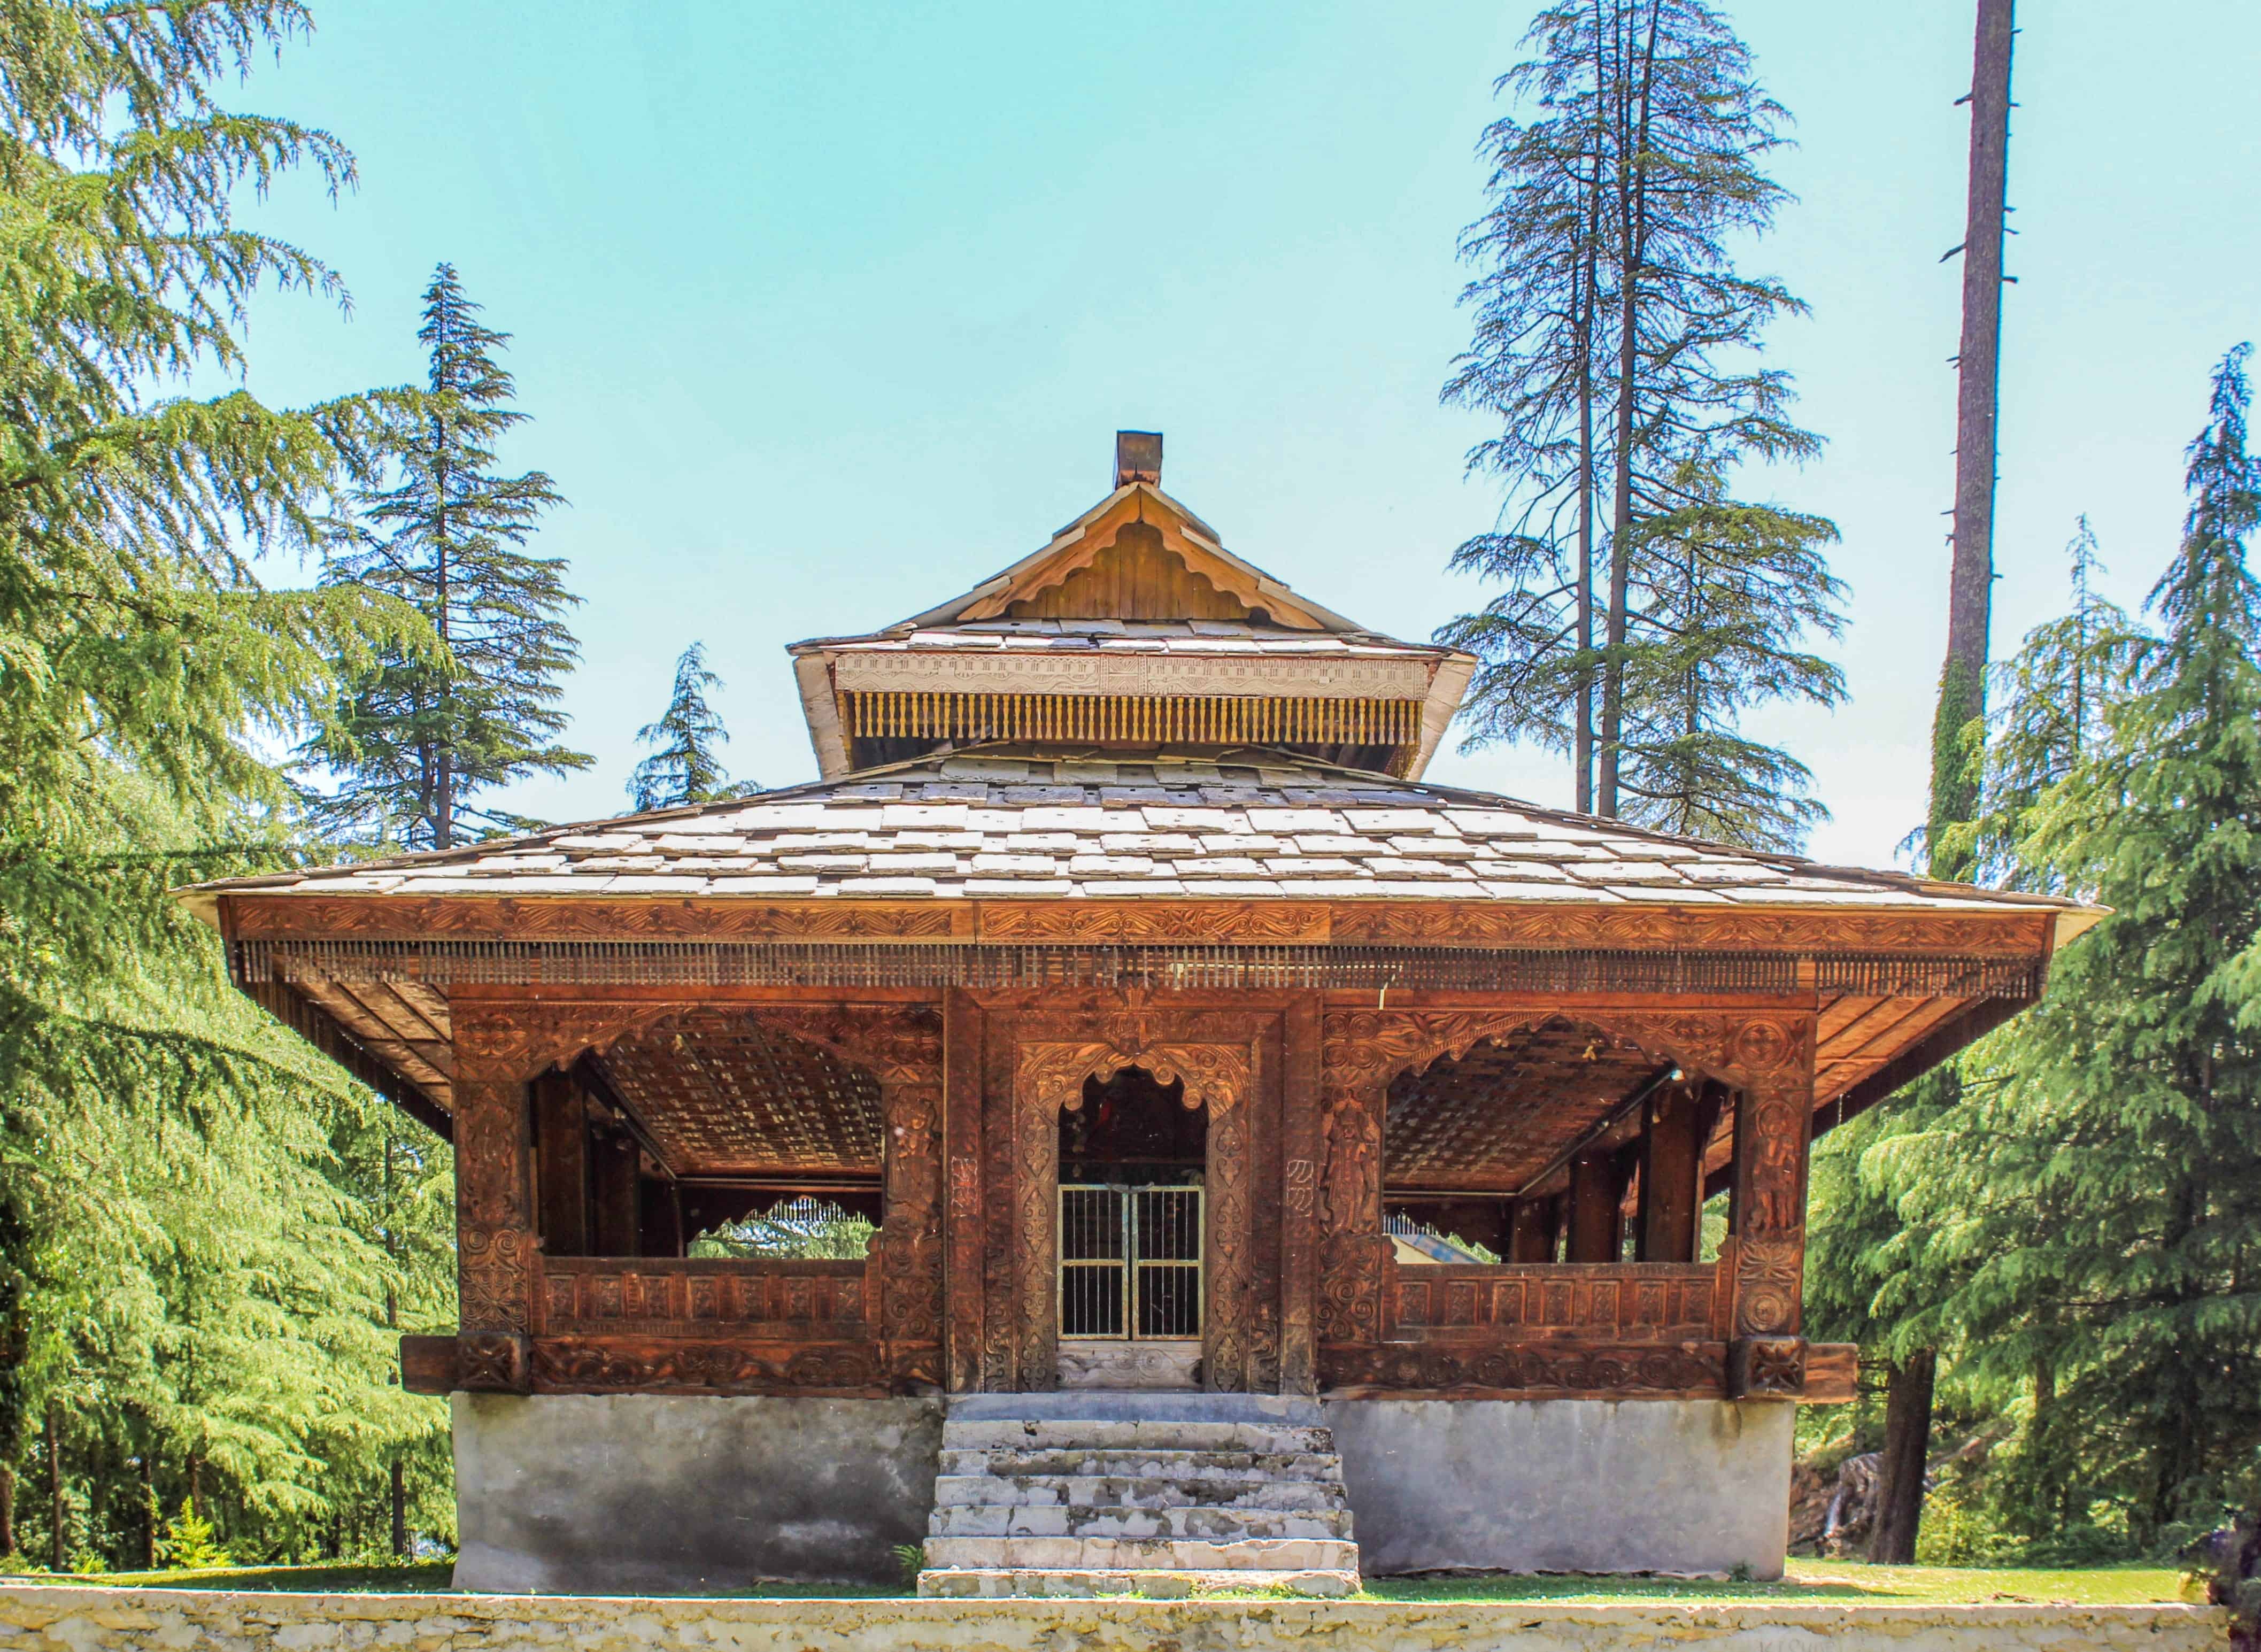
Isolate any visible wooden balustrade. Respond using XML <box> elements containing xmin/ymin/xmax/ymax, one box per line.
<box><xmin>1390</xmin><ymin>1260</ymin><xmax>1725</xmax><ymax>1344</ymax></box>
<box><xmin>533</xmin><ymin>1255</ymin><xmax>875</xmax><ymax>1339</ymax></box>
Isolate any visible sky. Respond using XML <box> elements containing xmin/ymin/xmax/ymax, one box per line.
<box><xmin>227</xmin><ymin>1</ymin><xmax>2261</xmax><ymax>871</ymax></box>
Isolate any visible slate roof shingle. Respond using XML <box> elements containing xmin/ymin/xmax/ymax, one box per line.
<box><xmin>194</xmin><ymin>747</ymin><xmax>2078</xmax><ymax>917</ymax></box>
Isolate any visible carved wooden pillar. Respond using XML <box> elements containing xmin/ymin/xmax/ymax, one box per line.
<box><xmin>1192</xmin><ymin>1045</ymin><xmax>1256</xmax><ymax>1394</ymax></box>
<box><xmin>1566</xmin><ymin>1148</ymin><xmax>1624</xmax><ymax>1263</ymax></box>
<box><xmin>531</xmin><ymin>1070</ymin><xmax>587</xmax><ymax>1258</ymax></box>
<box><xmin>1508</xmin><ymin>1198</ymin><xmax>1559</xmax><ymax>1263</ymax></box>
<box><xmin>1279</xmin><ymin>997</ymin><xmax>1323</xmax><ymax>1395</ymax></box>
<box><xmin>1011</xmin><ymin>1044</ymin><xmax>1076</xmax><ymax>1391</ymax></box>
<box><xmin>979</xmin><ymin>1021</ymin><xmax>1020</xmax><ymax>1393</ymax></box>
<box><xmin>942</xmin><ymin>991</ymin><xmax>986</xmax><ymax>1393</ymax></box>
<box><xmin>1724</xmin><ymin>1015</ymin><xmax>1816</xmax><ymax>1400</ymax></box>
<box><xmin>876</xmin><ymin>1061</ymin><xmax>945</xmax><ymax>1391</ymax></box>
<box><xmin>1637</xmin><ymin>1082</ymin><xmax>1704</xmax><ymax>1264</ymax></box>
<box><xmin>1316</xmin><ymin>1082</ymin><xmax>1387</xmax><ymax>1350</ymax></box>
<box><xmin>452</xmin><ymin>1008</ymin><xmax>538</xmax><ymax>1393</ymax></box>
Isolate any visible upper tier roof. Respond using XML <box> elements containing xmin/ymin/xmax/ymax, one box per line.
<box><xmin>788</xmin><ymin>460</ymin><xmax>1476</xmax><ymax>781</ymax></box>
<box><xmin>186</xmin><ymin>745</ymin><xmax>2092</xmax><ymax>933</ymax></box>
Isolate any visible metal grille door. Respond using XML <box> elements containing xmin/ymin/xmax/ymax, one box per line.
<box><xmin>1059</xmin><ymin>1184</ymin><xmax>1203</xmax><ymax>1340</ymax></box>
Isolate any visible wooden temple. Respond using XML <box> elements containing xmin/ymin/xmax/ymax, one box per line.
<box><xmin>186</xmin><ymin>433</ymin><xmax>2093</xmax><ymax>1591</ymax></box>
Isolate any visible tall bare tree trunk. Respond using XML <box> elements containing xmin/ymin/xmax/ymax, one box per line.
<box><xmin>1575</xmin><ymin>206</ymin><xmax>1599</xmax><ymax>814</ymax></box>
<box><xmin>44</xmin><ymin>1403</ymin><xmax>63</xmax><ymax>1572</ymax></box>
<box><xmin>1599</xmin><ymin>1</ymin><xmax>1660</xmax><ymax>819</ymax></box>
<box><xmin>140</xmin><ymin>1445</ymin><xmax>157</xmax><ymax>1570</ymax></box>
<box><xmin>1930</xmin><ymin>0</ymin><xmax>2015</xmax><ymax>861</ymax></box>
<box><xmin>1881</xmin><ymin>1</ymin><xmax>2017</xmax><ymax>1570</ymax></box>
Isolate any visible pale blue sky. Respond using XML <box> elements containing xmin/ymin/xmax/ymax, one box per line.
<box><xmin>231</xmin><ymin>2</ymin><xmax>2259</xmax><ymax>869</ymax></box>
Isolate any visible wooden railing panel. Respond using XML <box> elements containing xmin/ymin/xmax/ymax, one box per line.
<box><xmin>1388</xmin><ymin>1262</ymin><xmax>1721</xmax><ymax>1344</ymax></box>
<box><xmin>535</xmin><ymin>1256</ymin><xmax>871</xmax><ymax>1340</ymax></box>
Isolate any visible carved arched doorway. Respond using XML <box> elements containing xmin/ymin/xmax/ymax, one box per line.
<box><xmin>1013</xmin><ymin>1037</ymin><xmax>1255</xmax><ymax>1393</ymax></box>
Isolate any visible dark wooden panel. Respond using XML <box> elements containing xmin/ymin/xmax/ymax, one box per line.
<box><xmin>1803</xmin><ymin>1342</ymin><xmax>1860</xmax><ymax>1404</ymax></box>
<box><xmin>533</xmin><ymin>1071</ymin><xmax>588</xmax><ymax>1256</ymax></box>
<box><xmin>399</xmin><ymin>1334</ymin><xmax>459</xmax><ymax>1395</ymax></box>
<box><xmin>1567</xmin><ymin>1151</ymin><xmax>1624</xmax><ymax>1263</ymax></box>
<box><xmin>1319</xmin><ymin>1338</ymin><xmax>1727</xmax><ymax>1400</ymax></box>
<box><xmin>529</xmin><ymin>1335</ymin><xmax>892</xmax><ymax>1396</ymax></box>
<box><xmin>1637</xmin><ymin>1085</ymin><xmax>1703</xmax><ymax>1263</ymax></box>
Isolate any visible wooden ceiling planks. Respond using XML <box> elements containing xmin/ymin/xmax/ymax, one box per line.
<box><xmin>593</xmin><ymin>1011</ymin><xmax>884</xmax><ymax>1178</ymax></box>
<box><xmin>1382</xmin><ymin>1018</ymin><xmax>1663</xmax><ymax>1194</ymax></box>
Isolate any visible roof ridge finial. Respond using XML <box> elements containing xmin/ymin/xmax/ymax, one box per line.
<box><xmin>1115</xmin><ymin>429</ymin><xmax>1161</xmax><ymax>489</ymax></box>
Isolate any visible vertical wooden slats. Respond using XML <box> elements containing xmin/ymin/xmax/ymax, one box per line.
<box><xmin>844</xmin><ymin>688</ymin><xmax>1422</xmax><ymax>752</ymax></box>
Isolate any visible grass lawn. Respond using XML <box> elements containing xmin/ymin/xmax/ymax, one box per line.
<box><xmin>6</xmin><ymin>1557</ymin><xmax>2194</xmax><ymax>1605</ymax></box>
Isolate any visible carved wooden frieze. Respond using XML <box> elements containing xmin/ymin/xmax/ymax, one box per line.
<box><xmin>229</xmin><ymin>896</ymin><xmax>969</xmax><ymax>942</ymax></box>
<box><xmin>832</xmin><ymin>647</ymin><xmax>1437</xmax><ymax>701</ymax></box>
<box><xmin>1328</xmin><ymin>904</ymin><xmax>2051</xmax><ymax>958</ymax></box>
<box><xmin>1317</xmin><ymin>1339</ymin><xmax>1728</xmax><ymax>1399</ymax></box>
<box><xmin>976</xmin><ymin>903</ymin><xmax>1332</xmax><ymax>945</ymax></box>
<box><xmin>529</xmin><ymin>1337</ymin><xmax>883</xmax><ymax>1395</ymax></box>
<box><xmin>1392</xmin><ymin>1263</ymin><xmax>1717</xmax><ymax>1342</ymax></box>
<box><xmin>536</xmin><ymin>1257</ymin><xmax>868</xmax><ymax>1338</ymax></box>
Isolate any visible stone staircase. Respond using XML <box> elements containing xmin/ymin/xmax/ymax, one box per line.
<box><xmin>915</xmin><ymin>1391</ymin><xmax>1360</xmax><ymax>1599</ymax></box>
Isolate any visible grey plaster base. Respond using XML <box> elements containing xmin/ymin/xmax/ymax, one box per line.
<box><xmin>451</xmin><ymin>1392</ymin><xmax>944</xmax><ymax>1593</ymax></box>
<box><xmin>1324</xmin><ymin>1398</ymin><xmax>1793</xmax><ymax>1579</ymax></box>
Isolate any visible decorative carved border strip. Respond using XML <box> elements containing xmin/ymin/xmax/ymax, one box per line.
<box><xmin>225</xmin><ymin>894</ymin><xmax>2058</xmax><ymax>959</ymax></box>
<box><xmin>1317</xmin><ymin>1339</ymin><xmax>1730</xmax><ymax>1399</ymax></box>
<box><xmin>528</xmin><ymin>1336</ymin><xmax>891</xmax><ymax>1396</ymax></box>
<box><xmin>535</xmin><ymin>1258</ymin><xmax>870</xmax><ymax>1338</ymax></box>
<box><xmin>231</xmin><ymin>936</ymin><xmax>2043</xmax><ymax>1000</ymax></box>
<box><xmin>1392</xmin><ymin>1263</ymin><xmax>1719</xmax><ymax>1343</ymax></box>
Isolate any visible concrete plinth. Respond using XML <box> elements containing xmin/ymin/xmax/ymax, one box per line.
<box><xmin>451</xmin><ymin>1392</ymin><xmax>944</xmax><ymax>1593</ymax></box>
<box><xmin>1325</xmin><ymin>1398</ymin><xmax>1794</xmax><ymax>1578</ymax></box>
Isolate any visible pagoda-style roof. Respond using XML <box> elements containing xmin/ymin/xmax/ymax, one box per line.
<box><xmin>187</xmin><ymin>744</ymin><xmax>2096</xmax><ymax>1141</ymax></box>
<box><xmin>188</xmin><ymin>745</ymin><xmax>2090</xmax><ymax>923</ymax></box>
<box><xmin>789</xmin><ymin>439</ymin><xmax>1476</xmax><ymax>780</ymax></box>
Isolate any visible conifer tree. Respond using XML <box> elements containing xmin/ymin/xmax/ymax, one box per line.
<box><xmin>312</xmin><ymin>265</ymin><xmax>588</xmax><ymax>848</ymax></box>
<box><xmin>1823</xmin><ymin>349</ymin><xmax>2261</xmax><ymax>1553</ymax></box>
<box><xmin>1440</xmin><ymin>0</ymin><xmax>1841</xmax><ymax>848</ymax></box>
<box><xmin>0</xmin><ymin>0</ymin><xmax>455</xmax><ymax>1565</ymax></box>
<box><xmin>627</xmin><ymin>643</ymin><xmax>758</xmax><ymax>811</ymax></box>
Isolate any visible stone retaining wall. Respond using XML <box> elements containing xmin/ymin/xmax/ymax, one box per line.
<box><xmin>0</xmin><ymin>1584</ymin><xmax>2225</xmax><ymax>1652</ymax></box>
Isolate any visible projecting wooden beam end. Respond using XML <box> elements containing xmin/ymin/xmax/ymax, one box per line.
<box><xmin>400</xmin><ymin>1333</ymin><xmax>460</xmax><ymax>1395</ymax></box>
<box><xmin>1800</xmin><ymin>1342</ymin><xmax>1860</xmax><ymax>1404</ymax></box>
<box><xmin>1727</xmin><ymin>1338</ymin><xmax>1859</xmax><ymax>1404</ymax></box>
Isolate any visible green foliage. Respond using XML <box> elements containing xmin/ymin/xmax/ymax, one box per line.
<box><xmin>627</xmin><ymin>642</ymin><xmax>759</xmax><ymax>811</ymax></box>
<box><xmin>0</xmin><ymin>0</ymin><xmax>458</xmax><ymax>1570</ymax></box>
<box><xmin>1808</xmin><ymin>347</ymin><xmax>2261</xmax><ymax>1557</ymax></box>
<box><xmin>689</xmin><ymin>1198</ymin><xmax>874</xmax><ymax>1261</ymax></box>
<box><xmin>163</xmin><ymin>1508</ymin><xmax>231</xmax><ymax>1571</ymax></box>
<box><xmin>1440</xmin><ymin>0</ymin><xmax>1841</xmax><ymax>847</ymax></box>
<box><xmin>308</xmin><ymin>263</ymin><xmax>588</xmax><ymax>848</ymax></box>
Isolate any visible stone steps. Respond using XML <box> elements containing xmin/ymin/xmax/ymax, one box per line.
<box><xmin>938</xmin><ymin>1448</ymin><xmax>1344</xmax><ymax>1480</ymax></box>
<box><xmin>930</xmin><ymin>1502</ymin><xmax>1353</xmax><ymax>1540</ymax></box>
<box><xmin>932</xmin><ymin>1473</ymin><xmax>1341</xmax><ymax>1510</ymax></box>
<box><xmin>916</xmin><ymin>1391</ymin><xmax>1361</xmax><ymax>1599</ymax></box>
<box><xmin>917</xmin><ymin>1566</ymin><xmax>1362</xmax><ymax>1600</ymax></box>
<box><xmin>923</xmin><ymin>1533</ymin><xmax>1361</xmax><ymax>1570</ymax></box>
<box><xmin>944</xmin><ymin>1419</ymin><xmax>1334</xmax><ymax>1454</ymax></box>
